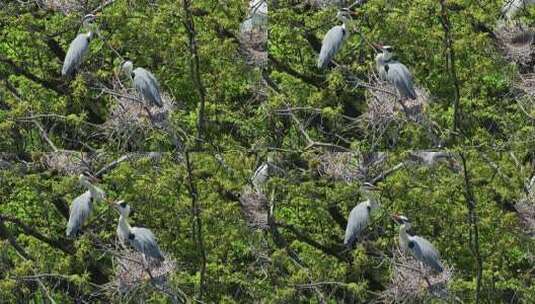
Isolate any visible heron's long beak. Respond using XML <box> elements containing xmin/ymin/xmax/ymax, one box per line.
<box><xmin>110</xmin><ymin>200</ymin><xmax>122</xmax><ymax>212</ymax></box>
<box><xmin>363</xmin><ymin>182</ymin><xmax>380</xmax><ymax>191</ymax></box>
<box><xmin>391</xmin><ymin>214</ymin><xmax>401</xmax><ymax>223</ymax></box>
<box><xmin>114</xmin><ymin>200</ymin><xmax>124</xmax><ymax>207</ymax></box>
<box><xmin>372</xmin><ymin>43</ymin><xmax>383</xmax><ymax>53</ymax></box>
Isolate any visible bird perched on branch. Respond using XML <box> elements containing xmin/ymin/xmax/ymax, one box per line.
<box><xmin>344</xmin><ymin>182</ymin><xmax>380</xmax><ymax>248</ymax></box>
<box><xmin>121</xmin><ymin>60</ymin><xmax>163</xmax><ymax>108</ymax></box>
<box><xmin>317</xmin><ymin>9</ymin><xmax>357</xmax><ymax>69</ymax></box>
<box><xmin>62</xmin><ymin>14</ymin><xmax>97</xmax><ymax>77</ymax></box>
<box><xmin>113</xmin><ymin>200</ymin><xmax>165</xmax><ymax>267</ymax></box>
<box><xmin>375</xmin><ymin>44</ymin><xmax>417</xmax><ymax>100</ymax></box>
<box><xmin>392</xmin><ymin>214</ymin><xmax>443</xmax><ymax>273</ymax></box>
<box><xmin>66</xmin><ymin>172</ymin><xmax>105</xmax><ymax>237</ymax></box>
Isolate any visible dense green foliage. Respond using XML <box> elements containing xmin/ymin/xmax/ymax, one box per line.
<box><xmin>1</xmin><ymin>0</ymin><xmax>535</xmax><ymax>303</ymax></box>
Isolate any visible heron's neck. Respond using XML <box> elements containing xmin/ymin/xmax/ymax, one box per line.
<box><xmin>399</xmin><ymin>224</ymin><xmax>410</xmax><ymax>248</ymax></box>
<box><xmin>382</xmin><ymin>52</ymin><xmax>393</xmax><ymax>62</ymax></box>
<box><xmin>86</xmin><ymin>183</ymin><xmax>100</xmax><ymax>199</ymax></box>
<box><xmin>118</xmin><ymin>215</ymin><xmax>132</xmax><ymax>234</ymax></box>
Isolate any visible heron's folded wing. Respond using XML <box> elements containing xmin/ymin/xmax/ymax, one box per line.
<box><xmin>411</xmin><ymin>236</ymin><xmax>443</xmax><ymax>272</ymax></box>
<box><xmin>66</xmin><ymin>191</ymin><xmax>92</xmax><ymax>236</ymax></box>
<box><xmin>387</xmin><ymin>63</ymin><xmax>417</xmax><ymax>99</ymax></box>
<box><xmin>344</xmin><ymin>202</ymin><xmax>369</xmax><ymax>245</ymax></box>
<box><xmin>130</xmin><ymin>227</ymin><xmax>164</xmax><ymax>260</ymax></box>
<box><xmin>62</xmin><ymin>34</ymin><xmax>89</xmax><ymax>76</ymax></box>
<box><xmin>318</xmin><ymin>26</ymin><xmax>345</xmax><ymax>68</ymax></box>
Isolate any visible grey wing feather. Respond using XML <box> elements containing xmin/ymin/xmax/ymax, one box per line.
<box><xmin>252</xmin><ymin>163</ymin><xmax>269</xmax><ymax>190</ymax></box>
<box><xmin>66</xmin><ymin>191</ymin><xmax>93</xmax><ymax>237</ymax></box>
<box><xmin>133</xmin><ymin>68</ymin><xmax>163</xmax><ymax>107</ymax></box>
<box><xmin>343</xmin><ymin>202</ymin><xmax>370</xmax><ymax>246</ymax></box>
<box><xmin>130</xmin><ymin>227</ymin><xmax>164</xmax><ymax>261</ymax></box>
<box><xmin>387</xmin><ymin>62</ymin><xmax>417</xmax><ymax>100</ymax></box>
<box><xmin>317</xmin><ymin>26</ymin><xmax>346</xmax><ymax>69</ymax></box>
<box><xmin>62</xmin><ymin>34</ymin><xmax>90</xmax><ymax>76</ymax></box>
<box><xmin>410</xmin><ymin>236</ymin><xmax>443</xmax><ymax>272</ymax></box>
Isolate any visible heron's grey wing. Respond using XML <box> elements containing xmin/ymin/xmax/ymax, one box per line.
<box><xmin>130</xmin><ymin>227</ymin><xmax>164</xmax><ymax>261</ymax></box>
<box><xmin>252</xmin><ymin>163</ymin><xmax>269</xmax><ymax>189</ymax></box>
<box><xmin>343</xmin><ymin>202</ymin><xmax>369</xmax><ymax>246</ymax></box>
<box><xmin>62</xmin><ymin>34</ymin><xmax>90</xmax><ymax>76</ymax></box>
<box><xmin>317</xmin><ymin>25</ymin><xmax>346</xmax><ymax>69</ymax></box>
<box><xmin>134</xmin><ymin>68</ymin><xmax>163</xmax><ymax>107</ymax></box>
<box><xmin>409</xmin><ymin>236</ymin><xmax>443</xmax><ymax>272</ymax></box>
<box><xmin>66</xmin><ymin>191</ymin><xmax>93</xmax><ymax>237</ymax></box>
<box><xmin>387</xmin><ymin>62</ymin><xmax>417</xmax><ymax>100</ymax></box>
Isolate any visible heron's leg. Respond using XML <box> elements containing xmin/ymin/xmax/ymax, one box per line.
<box><xmin>141</xmin><ymin>253</ymin><xmax>150</xmax><ymax>270</ymax></box>
<box><xmin>397</xmin><ymin>97</ymin><xmax>411</xmax><ymax>117</ymax></box>
<box><xmin>424</xmin><ymin>276</ymin><xmax>432</xmax><ymax>289</ymax></box>
<box><xmin>144</xmin><ymin>106</ymin><xmax>156</xmax><ymax>124</ymax></box>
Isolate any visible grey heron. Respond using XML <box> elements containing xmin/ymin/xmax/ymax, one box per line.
<box><xmin>392</xmin><ymin>214</ymin><xmax>443</xmax><ymax>273</ymax></box>
<box><xmin>66</xmin><ymin>172</ymin><xmax>106</xmax><ymax>237</ymax></box>
<box><xmin>113</xmin><ymin>200</ymin><xmax>165</xmax><ymax>267</ymax></box>
<box><xmin>121</xmin><ymin>60</ymin><xmax>163</xmax><ymax>108</ymax></box>
<box><xmin>251</xmin><ymin>154</ymin><xmax>274</xmax><ymax>192</ymax></box>
<box><xmin>344</xmin><ymin>183</ymin><xmax>380</xmax><ymax>248</ymax></box>
<box><xmin>375</xmin><ymin>45</ymin><xmax>417</xmax><ymax>100</ymax></box>
<box><xmin>317</xmin><ymin>9</ymin><xmax>356</xmax><ymax>69</ymax></box>
<box><xmin>61</xmin><ymin>14</ymin><xmax>97</xmax><ymax>77</ymax></box>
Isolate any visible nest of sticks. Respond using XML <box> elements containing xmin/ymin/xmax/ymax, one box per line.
<box><xmin>497</xmin><ymin>24</ymin><xmax>534</xmax><ymax>70</ymax></box>
<box><xmin>239</xmin><ymin>187</ymin><xmax>270</xmax><ymax>230</ymax></box>
<box><xmin>304</xmin><ymin>0</ymin><xmax>343</xmax><ymax>8</ymax></box>
<box><xmin>496</xmin><ymin>24</ymin><xmax>535</xmax><ymax>72</ymax></box>
<box><xmin>315</xmin><ymin>152</ymin><xmax>387</xmax><ymax>183</ymax></box>
<box><xmin>37</xmin><ymin>0</ymin><xmax>85</xmax><ymax>14</ymax></box>
<box><xmin>103</xmin><ymin>78</ymin><xmax>176</xmax><ymax>149</ymax></box>
<box><xmin>39</xmin><ymin>151</ymin><xmax>93</xmax><ymax>175</ymax></box>
<box><xmin>113</xmin><ymin>250</ymin><xmax>176</xmax><ymax>294</ymax></box>
<box><xmin>364</xmin><ymin>75</ymin><xmax>429</xmax><ymax>129</ymax></box>
<box><xmin>239</xmin><ymin>24</ymin><xmax>268</xmax><ymax>67</ymax></box>
<box><xmin>380</xmin><ymin>249</ymin><xmax>454</xmax><ymax>303</ymax></box>
<box><xmin>515</xmin><ymin>175</ymin><xmax>535</xmax><ymax>237</ymax></box>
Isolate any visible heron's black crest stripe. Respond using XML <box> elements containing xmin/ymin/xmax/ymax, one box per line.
<box><xmin>408</xmin><ymin>241</ymin><xmax>415</xmax><ymax>249</ymax></box>
<box><xmin>341</xmin><ymin>28</ymin><xmax>346</xmax><ymax>36</ymax></box>
<box><xmin>119</xmin><ymin>202</ymin><xmax>127</xmax><ymax>208</ymax></box>
<box><xmin>366</xmin><ymin>206</ymin><xmax>371</xmax><ymax>211</ymax></box>
<box><xmin>128</xmin><ymin>233</ymin><xmax>135</xmax><ymax>240</ymax></box>
<box><xmin>384</xmin><ymin>64</ymin><xmax>389</xmax><ymax>72</ymax></box>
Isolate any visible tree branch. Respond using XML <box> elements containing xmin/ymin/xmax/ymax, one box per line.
<box><xmin>0</xmin><ymin>214</ymin><xmax>73</xmax><ymax>254</ymax></box>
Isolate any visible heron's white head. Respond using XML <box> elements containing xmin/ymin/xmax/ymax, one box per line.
<box><xmin>381</xmin><ymin>45</ymin><xmax>394</xmax><ymax>61</ymax></box>
<box><xmin>114</xmin><ymin>200</ymin><xmax>131</xmax><ymax>217</ymax></box>
<box><xmin>362</xmin><ymin>182</ymin><xmax>380</xmax><ymax>204</ymax></box>
<box><xmin>82</xmin><ymin>14</ymin><xmax>96</xmax><ymax>26</ymax></box>
<box><xmin>79</xmin><ymin>171</ymin><xmax>98</xmax><ymax>186</ymax></box>
<box><xmin>373</xmin><ymin>43</ymin><xmax>394</xmax><ymax>60</ymax></box>
<box><xmin>121</xmin><ymin>60</ymin><xmax>135</xmax><ymax>77</ymax></box>
<box><xmin>392</xmin><ymin>214</ymin><xmax>411</xmax><ymax>229</ymax></box>
<box><xmin>81</xmin><ymin>14</ymin><xmax>96</xmax><ymax>41</ymax></box>
<box><xmin>336</xmin><ymin>9</ymin><xmax>354</xmax><ymax>24</ymax></box>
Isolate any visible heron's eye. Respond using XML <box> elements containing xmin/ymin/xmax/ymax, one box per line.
<box><xmin>119</xmin><ymin>202</ymin><xmax>127</xmax><ymax>208</ymax></box>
